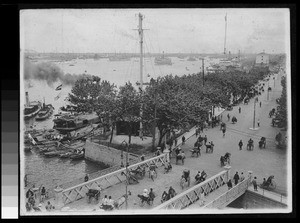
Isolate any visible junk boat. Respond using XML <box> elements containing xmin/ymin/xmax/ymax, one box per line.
<box><xmin>24</xmin><ymin>92</ymin><xmax>42</xmax><ymax>120</ymax></box>
<box><xmin>53</xmin><ymin>112</ymin><xmax>100</xmax><ymax>133</ymax></box>
<box><xmin>154</xmin><ymin>51</ymin><xmax>172</xmax><ymax>65</ymax></box>
<box><xmin>35</xmin><ymin>98</ymin><xmax>54</xmax><ymax>121</ymax></box>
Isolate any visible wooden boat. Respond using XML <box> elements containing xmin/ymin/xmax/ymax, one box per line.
<box><xmin>24</xmin><ymin>146</ymin><xmax>32</xmax><ymax>152</ymax></box>
<box><xmin>59</xmin><ymin>152</ymin><xmax>72</xmax><ymax>158</ymax></box>
<box><xmin>39</xmin><ymin>146</ymin><xmax>56</xmax><ymax>154</ymax></box>
<box><xmin>35</xmin><ymin>104</ymin><xmax>54</xmax><ymax>121</ymax></box>
<box><xmin>44</xmin><ymin>150</ymin><xmax>61</xmax><ymax>157</ymax></box>
<box><xmin>69</xmin><ymin>150</ymin><xmax>84</xmax><ymax>160</ymax></box>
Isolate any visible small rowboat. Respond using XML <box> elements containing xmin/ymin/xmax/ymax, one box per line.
<box><xmin>69</xmin><ymin>151</ymin><xmax>84</xmax><ymax>160</ymax></box>
<box><xmin>59</xmin><ymin>152</ymin><xmax>71</xmax><ymax>158</ymax></box>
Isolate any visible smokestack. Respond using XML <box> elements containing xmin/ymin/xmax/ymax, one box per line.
<box><xmin>25</xmin><ymin>92</ymin><xmax>29</xmax><ymax>106</ymax></box>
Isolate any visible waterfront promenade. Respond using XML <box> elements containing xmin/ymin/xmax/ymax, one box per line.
<box><xmin>29</xmin><ymin>72</ymin><xmax>288</xmax><ymax>213</ymax></box>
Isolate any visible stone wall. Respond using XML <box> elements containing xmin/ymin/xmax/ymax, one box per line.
<box><xmin>84</xmin><ymin>139</ymin><xmax>138</xmax><ymax>166</ymax></box>
<box><xmin>227</xmin><ymin>190</ymin><xmax>287</xmax><ymax>209</ymax></box>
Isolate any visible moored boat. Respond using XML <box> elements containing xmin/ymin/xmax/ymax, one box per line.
<box><xmin>69</xmin><ymin>150</ymin><xmax>84</xmax><ymax>160</ymax></box>
<box><xmin>35</xmin><ymin>103</ymin><xmax>54</xmax><ymax>121</ymax></box>
<box><xmin>24</xmin><ymin>92</ymin><xmax>42</xmax><ymax>120</ymax></box>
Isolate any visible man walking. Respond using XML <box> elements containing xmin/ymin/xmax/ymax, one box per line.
<box><xmin>252</xmin><ymin>177</ymin><xmax>258</xmax><ymax>191</ymax></box>
<box><xmin>259</xmin><ymin>101</ymin><xmax>262</xmax><ymax>107</ymax></box>
<box><xmin>238</xmin><ymin>107</ymin><xmax>241</xmax><ymax>113</ymax></box>
<box><xmin>240</xmin><ymin>172</ymin><xmax>245</xmax><ymax>182</ymax></box>
<box><xmin>182</xmin><ymin>135</ymin><xmax>186</xmax><ymax>145</ymax></box>
<box><xmin>222</xmin><ymin>128</ymin><xmax>226</xmax><ymax>138</ymax></box>
<box><xmin>238</xmin><ymin>140</ymin><xmax>243</xmax><ymax>150</ymax></box>
<box><xmin>233</xmin><ymin>172</ymin><xmax>240</xmax><ymax>185</ymax></box>
<box><xmin>227</xmin><ymin>113</ymin><xmax>230</xmax><ymax>122</ymax></box>
<box><xmin>257</xmin><ymin>119</ymin><xmax>260</xmax><ymax>127</ymax></box>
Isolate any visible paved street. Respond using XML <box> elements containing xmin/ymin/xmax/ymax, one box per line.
<box><xmin>57</xmin><ymin>72</ymin><xmax>288</xmax><ymax>213</ymax></box>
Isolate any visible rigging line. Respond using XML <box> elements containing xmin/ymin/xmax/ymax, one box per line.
<box><xmin>144</xmin><ymin>34</ymin><xmax>156</xmax><ymax>78</ymax></box>
<box><xmin>128</xmin><ymin>38</ymin><xmax>139</xmax><ymax>82</ymax></box>
<box><xmin>145</xmin><ymin>33</ymin><xmax>163</xmax><ymax>77</ymax></box>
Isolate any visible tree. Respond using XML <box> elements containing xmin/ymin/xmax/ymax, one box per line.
<box><xmin>117</xmin><ymin>82</ymin><xmax>141</xmax><ymax>144</ymax></box>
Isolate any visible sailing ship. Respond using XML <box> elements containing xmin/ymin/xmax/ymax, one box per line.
<box><xmin>154</xmin><ymin>51</ymin><xmax>172</xmax><ymax>65</ymax></box>
<box><xmin>24</xmin><ymin>92</ymin><xmax>42</xmax><ymax>120</ymax></box>
<box><xmin>35</xmin><ymin>98</ymin><xmax>54</xmax><ymax>121</ymax></box>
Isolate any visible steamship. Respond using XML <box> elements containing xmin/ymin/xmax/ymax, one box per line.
<box><xmin>24</xmin><ymin>92</ymin><xmax>42</xmax><ymax>120</ymax></box>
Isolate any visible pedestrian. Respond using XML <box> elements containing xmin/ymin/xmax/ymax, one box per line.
<box><xmin>240</xmin><ymin>172</ymin><xmax>245</xmax><ymax>182</ymax></box>
<box><xmin>84</xmin><ymin>174</ymin><xmax>89</xmax><ymax>182</ymax></box>
<box><xmin>257</xmin><ymin>119</ymin><xmax>260</xmax><ymax>127</ymax></box>
<box><xmin>204</xmin><ymin>135</ymin><xmax>207</xmax><ymax>145</ymax></box>
<box><xmin>227</xmin><ymin>113</ymin><xmax>230</xmax><ymax>122</ymax></box>
<box><xmin>174</xmin><ymin>138</ymin><xmax>178</xmax><ymax>147</ymax></box>
<box><xmin>149</xmin><ymin>188</ymin><xmax>156</xmax><ymax>205</ymax></box>
<box><xmin>252</xmin><ymin>177</ymin><xmax>258</xmax><ymax>191</ymax></box>
<box><xmin>260</xmin><ymin>101</ymin><xmax>262</xmax><ymax>107</ymax></box>
<box><xmin>141</xmin><ymin>154</ymin><xmax>145</xmax><ymax>161</ymax></box>
<box><xmin>233</xmin><ymin>172</ymin><xmax>240</xmax><ymax>185</ymax></box>
<box><xmin>40</xmin><ymin>186</ymin><xmax>46</xmax><ymax>203</ymax></box>
<box><xmin>227</xmin><ymin>179</ymin><xmax>233</xmax><ymax>190</ymax></box>
<box><xmin>238</xmin><ymin>140</ymin><xmax>243</xmax><ymax>150</ymax></box>
<box><xmin>195</xmin><ymin>128</ymin><xmax>199</xmax><ymax>137</ymax></box>
<box><xmin>222</xmin><ymin>128</ymin><xmax>226</xmax><ymax>137</ymax></box>
<box><xmin>210</xmin><ymin>141</ymin><xmax>214</xmax><ymax>153</ymax></box>
<box><xmin>200</xmin><ymin>125</ymin><xmax>204</xmax><ymax>133</ymax></box>
<box><xmin>182</xmin><ymin>135</ymin><xmax>185</xmax><ymax>145</ymax></box>
<box><xmin>239</xmin><ymin>107</ymin><xmax>241</xmax><ymax>113</ymax></box>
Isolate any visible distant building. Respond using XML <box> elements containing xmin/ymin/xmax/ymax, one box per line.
<box><xmin>255</xmin><ymin>52</ymin><xmax>269</xmax><ymax>67</ymax></box>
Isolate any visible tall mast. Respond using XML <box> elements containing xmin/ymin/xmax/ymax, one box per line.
<box><xmin>138</xmin><ymin>12</ymin><xmax>144</xmax><ymax>138</ymax></box>
<box><xmin>224</xmin><ymin>13</ymin><xmax>227</xmax><ymax>54</ymax></box>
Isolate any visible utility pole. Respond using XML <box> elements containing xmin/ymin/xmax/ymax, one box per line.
<box><xmin>202</xmin><ymin>58</ymin><xmax>205</xmax><ymax>87</ymax></box>
<box><xmin>121</xmin><ymin>140</ymin><xmax>129</xmax><ymax>210</ymax></box>
<box><xmin>152</xmin><ymin>89</ymin><xmax>157</xmax><ymax>150</ymax></box>
<box><xmin>267</xmin><ymin>81</ymin><xmax>270</xmax><ymax>100</ymax></box>
<box><xmin>253</xmin><ymin>97</ymin><xmax>257</xmax><ymax>129</ymax></box>
<box><xmin>224</xmin><ymin>13</ymin><xmax>227</xmax><ymax>54</ymax></box>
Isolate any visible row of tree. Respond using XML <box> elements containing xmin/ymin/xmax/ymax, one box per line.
<box><xmin>275</xmin><ymin>76</ymin><xmax>287</xmax><ymax>128</ymax></box>
<box><xmin>68</xmin><ymin>68</ymin><xmax>269</xmax><ymax>147</ymax></box>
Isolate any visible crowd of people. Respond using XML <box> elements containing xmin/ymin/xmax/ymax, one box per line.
<box><xmin>25</xmin><ymin>184</ymin><xmax>54</xmax><ymax>212</ymax></box>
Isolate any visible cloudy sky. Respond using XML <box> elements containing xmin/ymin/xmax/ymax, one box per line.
<box><xmin>20</xmin><ymin>8</ymin><xmax>290</xmax><ymax>54</ymax></box>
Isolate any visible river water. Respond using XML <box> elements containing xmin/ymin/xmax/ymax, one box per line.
<box><xmin>22</xmin><ymin>56</ymin><xmax>216</xmax><ymax>190</ymax></box>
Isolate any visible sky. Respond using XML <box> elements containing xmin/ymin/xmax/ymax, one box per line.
<box><xmin>20</xmin><ymin>8</ymin><xmax>290</xmax><ymax>54</ymax></box>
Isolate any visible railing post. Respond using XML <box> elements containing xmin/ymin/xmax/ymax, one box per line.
<box><xmin>54</xmin><ymin>185</ymin><xmax>64</xmax><ymax>209</ymax></box>
<box><xmin>224</xmin><ymin>165</ymin><xmax>231</xmax><ymax>182</ymax></box>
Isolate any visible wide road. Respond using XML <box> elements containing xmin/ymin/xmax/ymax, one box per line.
<box><xmin>52</xmin><ymin>71</ymin><xmax>288</xmax><ymax>213</ymax></box>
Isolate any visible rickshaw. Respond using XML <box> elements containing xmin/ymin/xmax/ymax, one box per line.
<box><xmin>259</xmin><ymin>175</ymin><xmax>276</xmax><ymax>190</ymax></box>
<box><xmin>258</xmin><ymin>137</ymin><xmax>266</xmax><ymax>148</ymax></box>
<box><xmin>180</xmin><ymin>169</ymin><xmax>190</xmax><ymax>189</ymax></box>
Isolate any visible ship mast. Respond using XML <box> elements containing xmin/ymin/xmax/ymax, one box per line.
<box><xmin>138</xmin><ymin>13</ymin><xmax>144</xmax><ymax>138</ymax></box>
<box><xmin>224</xmin><ymin>13</ymin><xmax>227</xmax><ymax>54</ymax></box>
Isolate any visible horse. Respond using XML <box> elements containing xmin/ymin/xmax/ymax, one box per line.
<box><xmin>180</xmin><ymin>170</ymin><xmax>190</xmax><ymax>189</ymax></box>
<box><xmin>220</xmin><ymin>156</ymin><xmax>226</xmax><ymax>167</ymax></box>
<box><xmin>259</xmin><ymin>176</ymin><xmax>276</xmax><ymax>190</ymax></box>
<box><xmin>176</xmin><ymin>154</ymin><xmax>185</xmax><ymax>165</ymax></box>
<box><xmin>258</xmin><ymin>137</ymin><xmax>266</xmax><ymax>148</ymax></box>
<box><xmin>205</xmin><ymin>143</ymin><xmax>213</xmax><ymax>153</ymax></box>
<box><xmin>232</xmin><ymin>116</ymin><xmax>237</xmax><ymax>124</ymax></box>
<box><xmin>195</xmin><ymin>171</ymin><xmax>207</xmax><ymax>184</ymax></box>
<box><xmin>190</xmin><ymin>147</ymin><xmax>201</xmax><ymax>157</ymax></box>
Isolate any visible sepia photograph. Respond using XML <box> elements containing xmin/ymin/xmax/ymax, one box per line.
<box><xmin>20</xmin><ymin>8</ymin><xmax>292</xmax><ymax>215</ymax></box>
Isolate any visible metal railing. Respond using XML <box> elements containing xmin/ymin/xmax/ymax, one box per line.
<box><xmin>61</xmin><ymin>153</ymin><xmax>168</xmax><ymax>205</ymax></box>
<box><xmin>203</xmin><ymin>177</ymin><xmax>251</xmax><ymax>209</ymax></box>
<box><xmin>153</xmin><ymin>169</ymin><xmax>229</xmax><ymax>210</ymax></box>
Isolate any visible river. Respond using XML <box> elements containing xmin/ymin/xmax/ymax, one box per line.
<box><xmin>22</xmin><ymin>56</ymin><xmax>216</xmax><ymax>190</ymax></box>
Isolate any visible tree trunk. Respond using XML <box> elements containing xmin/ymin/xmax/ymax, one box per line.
<box><xmin>109</xmin><ymin>123</ymin><xmax>115</xmax><ymax>144</ymax></box>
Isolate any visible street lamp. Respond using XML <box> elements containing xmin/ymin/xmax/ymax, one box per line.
<box><xmin>121</xmin><ymin>140</ymin><xmax>129</xmax><ymax>210</ymax></box>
